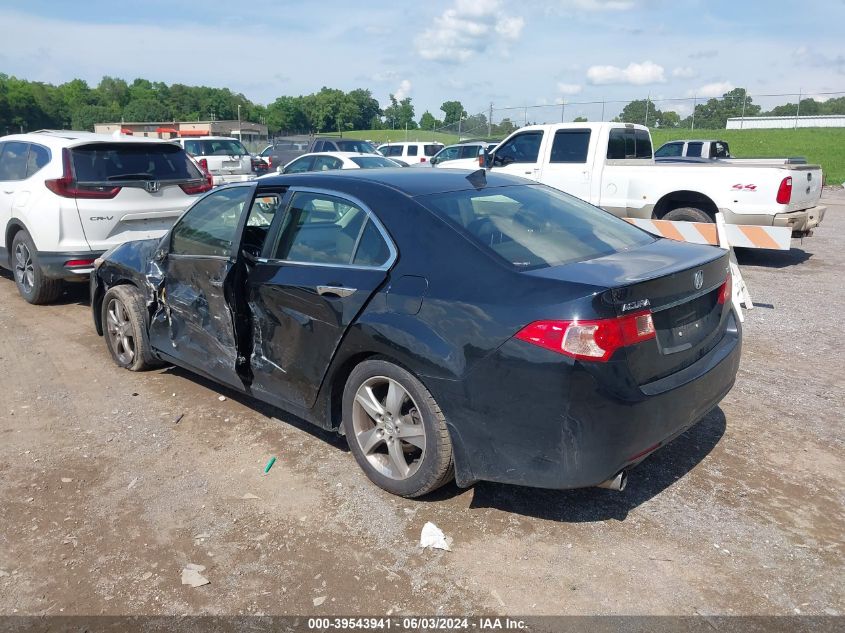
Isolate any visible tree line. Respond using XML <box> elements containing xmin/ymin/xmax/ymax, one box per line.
<box><xmin>2</xmin><ymin>75</ymin><xmax>843</xmax><ymax>137</ymax></box>
<box><xmin>614</xmin><ymin>88</ymin><xmax>845</xmax><ymax>129</ymax></box>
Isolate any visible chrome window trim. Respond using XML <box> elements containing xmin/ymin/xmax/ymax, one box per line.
<box><xmin>261</xmin><ymin>186</ymin><xmax>397</xmax><ymax>272</ymax></box>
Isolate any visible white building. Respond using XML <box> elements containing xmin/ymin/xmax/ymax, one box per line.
<box><xmin>726</xmin><ymin>114</ymin><xmax>845</xmax><ymax>129</ymax></box>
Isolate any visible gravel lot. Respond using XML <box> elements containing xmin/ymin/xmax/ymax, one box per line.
<box><xmin>0</xmin><ymin>192</ymin><xmax>842</xmax><ymax>619</ymax></box>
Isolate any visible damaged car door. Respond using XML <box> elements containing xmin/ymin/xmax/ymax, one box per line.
<box><xmin>148</xmin><ymin>184</ymin><xmax>257</xmax><ymax>388</ymax></box>
<box><xmin>247</xmin><ymin>190</ymin><xmax>396</xmax><ymax>409</ymax></box>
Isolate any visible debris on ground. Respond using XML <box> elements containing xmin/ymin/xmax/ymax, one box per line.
<box><xmin>218</xmin><ymin>396</ymin><xmax>226</xmax><ymax>402</ymax></box>
<box><xmin>127</xmin><ymin>477</ymin><xmax>138</xmax><ymax>490</ymax></box>
<box><xmin>264</xmin><ymin>457</ymin><xmax>277</xmax><ymax>474</ymax></box>
<box><xmin>60</xmin><ymin>478</ymin><xmax>72</xmax><ymax>483</ymax></box>
<box><xmin>241</xmin><ymin>493</ymin><xmax>260</xmax><ymax>500</ymax></box>
<box><xmin>313</xmin><ymin>596</ymin><xmax>326</xmax><ymax>606</ymax></box>
<box><xmin>173</xmin><ymin>414</ymin><xmax>184</xmax><ymax>424</ymax></box>
<box><xmin>181</xmin><ymin>563</ymin><xmax>210</xmax><ymax>587</ymax></box>
<box><xmin>419</xmin><ymin>521</ymin><xmax>452</xmax><ymax>551</ymax></box>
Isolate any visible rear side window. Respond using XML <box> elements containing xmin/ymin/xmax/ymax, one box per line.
<box><xmin>353</xmin><ymin>220</ymin><xmax>391</xmax><ymax>267</ymax></box>
<box><xmin>336</xmin><ymin>140</ymin><xmax>376</xmax><ymax>153</ymax></box>
<box><xmin>71</xmin><ymin>143</ymin><xmax>201</xmax><ymax>182</ymax></box>
<box><xmin>27</xmin><ymin>144</ymin><xmax>51</xmax><ymax>177</ymax></box>
<box><xmin>350</xmin><ymin>156</ymin><xmax>399</xmax><ymax>168</ymax></box>
<box><xmin>284</xmin><ymin>156</ymin><xmax>315</xmax><ymax>173</ymax></box>
<box><xmin>312</xmin><ymin>155</ymin><xmax>344</xmax><ymax>171</ymax></box>
<box><xmin>686</xmin><ymin>142</ymin><xmax>703</xmax><ymax>158</ymax></box>
<box><xmin>424</xmin><ymin>145</ymin><xmax>441</xmax><ymax>156</ymax></box>
<box><xmin>422</xmin><ymin>184</ymin><xmax>653</xmax><ymax>270</ymax></box>
<box><xmin>171</xmin><ymin>186</ymin><xmax>254</xmax><ymax>257</ymax></box>
<box><xmin>550</xmin><ymin>129</ymin><xmax>591</xmax><ymax>163</ymax></box>
<box><xmin>607</xmin><ymin>128</ymin><xmax>652</xmax><ymax>159</ymax></box>
<box><xmin>382</xmin><ymin>146</ymin><xmax>403</xmax><ymax>157</ymax></box>
<box><xmin>407</xmin><ymin>145</ymin><xmax>418</xmax><ymax>157</ymax></box>
<box><xmin>460</xmin><ymin>145</ymin><xmax>481</xmax><ymax>159</ymax></box>
<box><xmin>493</xmin><ymin>132</ymin><xmax>543</xmax><ymax>165</ymax></box>
<box><xmin>0</xmin><ymin>142</ymin><xmax>30</xmax><ymax>181</ymax></box>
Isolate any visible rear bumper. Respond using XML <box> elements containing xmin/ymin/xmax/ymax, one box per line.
<box><xmin>36</xmin><ymin>250</ymin><xmax>105</xmax><ymax>279</ymax></box>
<box><xmin>211</xmin><ymin>174</ymin><xmax>255</xmax><ymax>186</ymax></box>
<box><xmin>433</xmin><ymin>311</ymin><xmax>741</xmax><ymax>490</ymax></box>
<box><xmin>721</xmin><ymin>205</ymin><xmax>826</xmax><ymax>237</ymax></box>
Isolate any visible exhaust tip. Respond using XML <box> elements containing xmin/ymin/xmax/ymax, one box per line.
<box><xmin>596</xmin><ymin>470</ymin><xmax>627</xmax><ymax>492</ymax></box>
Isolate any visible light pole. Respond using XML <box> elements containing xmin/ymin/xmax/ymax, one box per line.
<box><xmin>237</xmin><ymin>104</ymin><xmax>242</xmax><ymax>143</ymax></box>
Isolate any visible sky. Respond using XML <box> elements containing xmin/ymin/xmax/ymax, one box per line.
<box><xmin>1</xmin><ymin>0</ymin><xmax>843</xmax><ymax>122</ymax></box>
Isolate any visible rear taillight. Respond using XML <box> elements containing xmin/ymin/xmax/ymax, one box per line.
<box><xmin>515</xmin><ymin>310</ymin><xmax>656</xmax><ymax>362</ymax></box>
<box><xmin>44</xmin><ymin>148</ymin><xmax>121</xmax><ymax>199</ymax></box>
<box><xmin>267</xmin><ymin>157</ymin><xmax>273</xmax><ymax>167</ymax></box>
<box><xmin>717</xmin><ymin>272</ymin><xmax>732</xmax><ymax>305</ymax></box>
<box><xmin>180</xmin><ymin>172</ymin><xmax>214</xmax><ymax>195</ymax></box>
<box><xmin>776</xmin><ymin>177</ymin><xmax>792</xmax><ymax>204</ymax></box>
<box><xmin>64</xmin><ymin>259</ymin><xmax>96</xmax><ymax>268</ymax></box>
<box><xmin>198</xmin><ymin>158</ymin><xmax>209</xmax><ymax>172</ymax></box>
<box><xmin>420</xmin><ymin>157</ymin><xmax>427</xmax><ymax>162</ymax></box>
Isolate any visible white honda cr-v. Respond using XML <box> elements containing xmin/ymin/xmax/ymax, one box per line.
<box><xmin>0</xmin><ymin>131</ymin><xmax>212</xmax><ymax>304</ymax></box>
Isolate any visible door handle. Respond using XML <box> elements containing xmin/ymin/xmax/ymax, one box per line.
<box><xmin>2</xmin><ymin>190</ymin><xmax>13</xmax><ymax>194</ymax></box>
<box><xmin>316</xmin><ymin>285</ymin><xmax>356</xmax><ymax>298</ymax></box>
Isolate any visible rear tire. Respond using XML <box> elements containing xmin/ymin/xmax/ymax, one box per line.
<box><xmin>662</xmin><ymin>206</ymin><xmax>713</xmax><ymax>223</ymax></box>
<box><xmin>342</xmin><ymin>359</ymin><xmax>454</xmax><ymax>498</ymax></box>
<box><xmin>11</xmin><ymin>230</ymin><xmax>62</xmax><ymax>305</ymax></box>
<box><xmin>101</xmin><ymin>285</ymin><xmax>159</xmax><ymax>371</ymax></box>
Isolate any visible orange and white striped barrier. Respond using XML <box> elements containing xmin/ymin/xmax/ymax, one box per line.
<box><xmin>623</xmin><ymin>218</ymin><xmax>791</xmax><ymax>251</ymax></box>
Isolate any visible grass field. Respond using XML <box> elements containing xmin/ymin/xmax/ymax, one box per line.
<box><xmin>651</xmin><ymin>128</ymin><xmax>844</xmax><ymax>184</ymax></box>
<box><xmin>337</xmin><ymin>127</ymin><xmax>844</xmax><ymax>184</ymax></box>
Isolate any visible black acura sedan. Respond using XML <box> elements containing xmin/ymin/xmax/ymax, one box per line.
<box><xmin>91</xmin><ymin>169</ymin><xmax>740</xmax><ymax>497</ymax></box>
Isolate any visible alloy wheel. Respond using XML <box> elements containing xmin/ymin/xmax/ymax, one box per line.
<box><xmin>106</xmin><ymin>298</ymin><xmax>136</xmax><ymax>365</ymax></box>
<box><xmin>352</xmin><ymin>376</ymin><xmax>427</xmax><ymax>480</ymax></box>
<box><xmin>13</xmin><ymin>242</ymin><xmax>35</xmax><ymax>294</ymax></box>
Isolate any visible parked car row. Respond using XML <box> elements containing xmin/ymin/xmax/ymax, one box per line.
<box><xmin>0</xmin><ymin>126</ymin><xmax>743</xmax><ymax>501</ymax></box>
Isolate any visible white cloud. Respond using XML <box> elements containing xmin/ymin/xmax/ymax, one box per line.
<box><xmin>557</xmin><ymin>82</ymin><xmax>583</xmax><ymax>95</ymax></box>
<box><xmin>687</xmin><ymin>81</ymin><xmax>734</xmax><ymax>98</ymax></box>
<box><xmin>586</xmin><ymin>61</ymin><xmax>666</xmax><ymax>85</ymax></box>
<box><xmin>416</xmin><ymin>0</ymin><xmax>524</xmax><ymax>63</ymax></box>
<box><xmin>672</xmin><ymin>66</ymin><xmax>697</xmax><ymax>79</ymax></box>
<box><xmin>394</xmin><ymin>79</ymin><xmax>412</xmax><ymax>101</ymax></box>
<box><xmin>371</xmin><ymin>70</ymin><xmax>399</xmax><ymax>83</ymax></box>
<box><xmin>564</xmin><ymin>0</ymin><xmax>637</xmax><ymax>9</ymax></box>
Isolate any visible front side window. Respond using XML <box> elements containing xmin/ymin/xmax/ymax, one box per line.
<box><xmin>170</xmin><ymin>186</ymin><xmax>254</xmax><ymax>257</ymax></box>
<box><xmin>655</xmin><ymin>142</ymin><xmax>683</xmax><ymax>158</ymax></box>
<box><xmin>550</xmin><ymin>129</ymin><xmax>591</xmax><ymax>163</ymax></box>
<box><xmin>0</xmin><ymin>142</ymin><xmax>30</xmax><ymax>181</ymax></box>
<box><xmin>493</xmin><ymin>132</ymin><xmax>543</xmax><ymax>166</ymax></box>
<box><xmin>312</xmin><ymin>155</ymin><xmax>344</xmax><ymax>171</ymax></box>
<box><xmin>422</xmin><ymin>184</ymin><xmax>654</xmax><ymax>270</ymax></box>
<box><xmin>284</xmin><ymin>156</ymin><xmax>315</xmax><ymax>173</ymax></box>
<box><xmin>273</xmin><ymin>192</ymin><xmax>388</xmax><ymax>267</ymax></box>
<box><xmin>381</xmin><ymin>146</ymin><xmax>403</xmax><ymax>157</ymax></box>
<box><xmin>436</xmin><ymin>147</ymin><xmax>461</xmax><ymax>162</ymax></box>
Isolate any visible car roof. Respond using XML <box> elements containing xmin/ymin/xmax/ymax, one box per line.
<box><xmin>176</xmin><ymin>136</ymin><xmax>242</xmax><ymax>141</ymax></box>
<box><xmin>1</xmin><ymin>130</ymin><xmax>174</xmax><ymax>149</ymax></box>
<box><xmin>257</xmin><ymin>167</ymin><xmax>528</xmax><ymax>197</ymax></box>
<box><xmin>294</xmin><ymin>152</ymin><xmax>385</xmax><ymax>160</ymax></box>
<box><xmin>376</xmin><ymin>141</ymin><xmax>445</xmax><ymax>147</ymax></box>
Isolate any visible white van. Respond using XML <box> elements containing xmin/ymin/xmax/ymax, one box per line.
<box><xmin>377</xmin><ymin>142</ymin><xmax>444</xmax><ymax>164</ymax></box>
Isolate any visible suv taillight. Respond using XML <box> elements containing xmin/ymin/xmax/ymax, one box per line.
<box><xmin>180</xmin><ymin>172</ymin><xmax>214</xmax><ymax>195</ymax></box>
<box><xmin>198</xmin><ymin>158</ymin><xmax>209</xmax><ymax>172</ymax></box>
<box><xmin>514</xmin><ymin>310</ymin><xmax>656</xmax><ymax>362</ymax></box>
<box><xmin>776</xmin><ymin>177</ymin><xmax>792</xmax><ymax>204</ymax></box>
<box><xmin>44</xmin><ymin>148</ymin><xmax>121</xmax><ymax>199</ymax></box>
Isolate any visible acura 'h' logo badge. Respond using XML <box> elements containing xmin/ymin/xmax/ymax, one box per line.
<box><xmin>145</xmin><ymin>181</ymin><xmax>161</xmax><ymax>193</ymax></box>
<box><xmin>693</xmin><ymin>270</ymin><xmax>704</xmax><ymax>290</ymax></box>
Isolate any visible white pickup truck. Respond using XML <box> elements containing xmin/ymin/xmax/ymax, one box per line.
<box><xmin>487</xmin><ymin>123</ymin><xmax>825</xmax><ymax>237</ymax></box>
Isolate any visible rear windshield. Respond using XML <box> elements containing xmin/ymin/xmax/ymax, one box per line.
<box><xmin>335</xmin><ymin>140</ymin><xmax>376</xmax><ymax>153</ymax></box>
<box><xmin>350</xmin><ymin>156</ymin><xmax>400</xmax><ymax>168</ymax></box>
<box><xmin>421</xmin><ymin>185</ymin><xmax>654</xmax><ymax>270</ymax></box>
<box><xmin>70</xmin><ymin>143</ymin><xmax>202</xmax><ymax>183</ymax></box>
<box><xmin>184</xmin><ymin>139</ymin><xmax>248</xmax><ymax>157</ymax></box>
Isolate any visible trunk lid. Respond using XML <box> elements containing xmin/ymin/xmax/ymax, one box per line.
<box><xmin>530</xmin><ymin>238</ymin><xmax>731</xmax><ymax>385</ymax></box>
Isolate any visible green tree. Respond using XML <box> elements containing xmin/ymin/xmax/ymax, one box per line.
<box><xmin>684</xmin><ymin>88</ymin><xmax>759</xmax><ymax>129</ymax></box>
<box><xmin>440</xmin><ymin>100</ymin><xmax>466</xmax><ymax>126</ymax></box>
<box><xmin>573</xmin><ymin>116</ymin><xmax>588</xmax><ymax>122</ymax></box>
<box><xmin>419</xmin><ymin>111</ymin><xmax>439</xmax><ymax>131</ymax></box>
<box><xmin>384</xmin><ymin>95</ymin><xmax>416</xmax><ymax>129</ymax></box>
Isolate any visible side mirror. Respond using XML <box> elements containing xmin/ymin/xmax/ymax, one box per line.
<box><xmin>277</xmin><ymin>166</ymin><xmax>285</xmax><ymax>174</ymax></box>
<box><xmin>430</xmin><ymin>157</ymin><xmax>438</xmax><ymax>165</ymax></box>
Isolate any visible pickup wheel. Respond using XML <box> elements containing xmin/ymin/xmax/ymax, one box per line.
<box><xmin>662</xmin><ymin>207</ymin><xmax>713</xmax><ymax>223</ymax></box>
<box><xmin>11</xmin><ymin>230</ymin><xmax>63</xmax><ymax>305</ymax></box>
